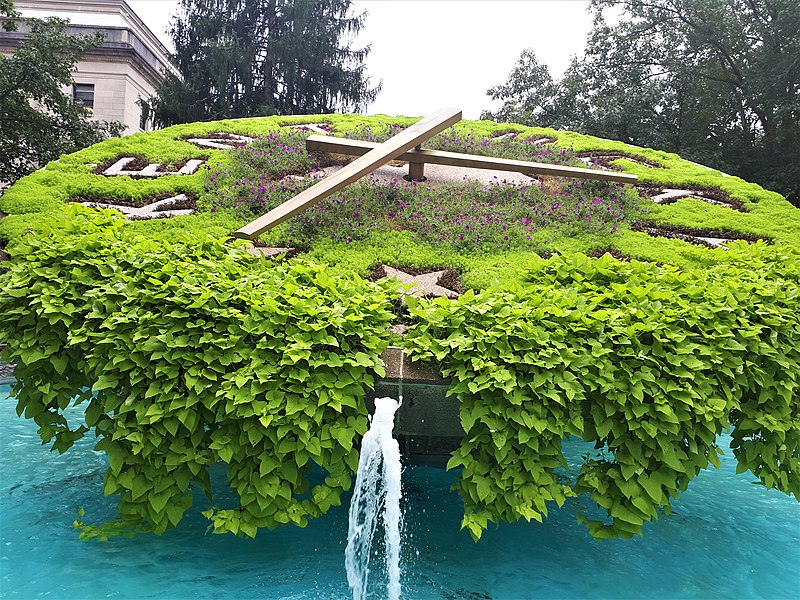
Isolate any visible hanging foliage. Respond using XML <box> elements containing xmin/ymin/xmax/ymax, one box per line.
<box><xmin>0</xmin><ymin>207</ymin><xmax>397</xmax><ymax>536</ymax></box>
<box><xmin>404</xmin><ymin>249</ymin><xmax>800</xmax><ymax>540</ymax></box>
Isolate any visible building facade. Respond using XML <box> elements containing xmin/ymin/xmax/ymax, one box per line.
<box><xmin>0</xmin><ymin>0</ymin><xmax>178</xmax><ymax>134</ymax></box>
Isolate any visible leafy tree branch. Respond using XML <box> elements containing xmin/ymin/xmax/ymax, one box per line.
<box><xmin>482</xmin><ymin>0</ymin><xmax>800</xmax><ymax>205</ymax></box>
<box><xmin>0</xmin><ymin>15</ymin><xmax>123</xmax><ymax>183</ymax></box>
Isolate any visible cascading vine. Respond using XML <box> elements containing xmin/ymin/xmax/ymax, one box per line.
<box><xmin>0</xmin><ymin>209</ymin><xmax>797</xmax><ymax>544</ymax></box>
<box><xmin>0</xmin><ymin>208</ymin><xmax>399</xmax><ymax>537</ymax></box>
<box><xmin>403</xmin><ymin>249</ymin><xmax>800</xmax><ymax>540</ymax></box>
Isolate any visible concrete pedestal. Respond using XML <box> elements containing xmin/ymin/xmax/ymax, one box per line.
<box><xmin>373</xmin><ymin>346</ymin><xmax>463</xmax><ymax>466</ymax></box>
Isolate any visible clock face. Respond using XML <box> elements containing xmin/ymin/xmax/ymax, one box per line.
<box><xmin>2</xmin><ymin>113</ymin><xmax>789</xmax><ymax>292</ymax></box>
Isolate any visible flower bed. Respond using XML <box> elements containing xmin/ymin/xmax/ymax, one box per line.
<box><xmin>1</xmin><ymin>114</ymin><xmax>797</xmax><ymax>287</ymax></box>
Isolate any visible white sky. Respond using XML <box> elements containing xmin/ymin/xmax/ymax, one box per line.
<box><xmin>127</xmin><ymin>0</ymin><xmax>594</xmax><ymax>119</ymax></box>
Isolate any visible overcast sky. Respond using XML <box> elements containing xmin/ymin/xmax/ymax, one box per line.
<box><xmin>127</xmin><ymin>0</ymin><xmax>594</xmax><ymax>119</ymax></box>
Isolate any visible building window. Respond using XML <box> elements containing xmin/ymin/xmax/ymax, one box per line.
<box><xmin>72</xmin><ymin>83</ymin><xmax>95</xmax><ymax>109</ymax></box>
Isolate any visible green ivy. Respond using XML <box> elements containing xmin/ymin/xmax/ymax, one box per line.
<box><xmin>0</xmin><ymin>206</ymin><xmax>398</xmax><ymax>536</ymax></box>
<box><xmin>404</xmin><ymin>249</ymin><xmax>800</xmax><ymax>540</ymax></box>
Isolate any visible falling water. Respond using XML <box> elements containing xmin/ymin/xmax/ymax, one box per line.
<box><xmin>345</xmin><ymin>396</ymin><xmax>403</xmax><ymax>600</ymax></box>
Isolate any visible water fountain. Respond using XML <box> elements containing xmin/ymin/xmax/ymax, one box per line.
<box><xmin>345</xmin><ymin>397</ymin><xmax>403</xmax><ymax>600</ymax></box>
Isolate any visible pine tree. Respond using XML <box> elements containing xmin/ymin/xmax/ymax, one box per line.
<box><xmin>144</xmin><ymin>0</ymin><xmax>379</xmax><ymax>126</ymax></box>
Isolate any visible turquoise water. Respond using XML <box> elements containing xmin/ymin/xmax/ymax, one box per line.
<box><xmin>1</xmin><ymin>381</ymin><xmax>798</xmax><ymax>599</ymax></box>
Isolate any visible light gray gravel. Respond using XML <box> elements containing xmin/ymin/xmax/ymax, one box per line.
<box><xmin>313</xmin><ymin>162</ymin><xmax>538</xmax><ymax>188</ymax></box>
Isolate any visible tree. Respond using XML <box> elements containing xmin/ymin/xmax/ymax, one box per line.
<box><xmin>588</xmin><ymin>0</ymin><xmax>800</xmax><ymax>203</ymax></box>
<box><xmin>483</xmin><ymin>0</ymin><xmax>800</xmax><ymax>205</ymax></box>
<box><xmin>480</xmin><ymin>49</ymin><xmax>558</xmax><ymax>126</ymax></box>
<box><xmin>143</xmin><ymin>0</ymin><xmax>380</xmax><ymax>126</ymax></box>
<box><xmin>1</xmin><ymin>0</ymin><xmax>18</xmax><ymax>30</ymax></box>
<box><xmin>0</xmin><ymin>11</ymin><xmax>124</xmax><ymax>184</ymax></box>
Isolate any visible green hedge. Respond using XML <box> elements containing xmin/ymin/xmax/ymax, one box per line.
<box><xmin>404</xmin><ymin>248</ymin><xmax>800</xmax><ymax>539</ymax></box>
<box><xmin>0</xmin><ymin>207</ymin><xmax>398</xmax><ymax>536</ymax></box>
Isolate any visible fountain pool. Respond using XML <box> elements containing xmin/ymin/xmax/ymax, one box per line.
<box><xmin>1</xmin><ymin>381</ymin><xmax>798</xmax><ymax>599</ymax></box>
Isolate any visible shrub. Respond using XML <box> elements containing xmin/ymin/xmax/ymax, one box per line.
<box><xmin>0</xmin><ymin>206</ymin><xmax>398</xmax><ymax>536</ymax></box>
<box><xmin>2</xmin><ymin>210</ymin><xmax>798</xmax><ymax>540</ymax></box>
<box><xmin>403</xmin><ymin>249</ymin><xmax>800</xmax><ymax>540</ymax></box>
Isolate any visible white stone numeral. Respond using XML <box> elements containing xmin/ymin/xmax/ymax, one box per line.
<box><xmin>81</xmin><ymin>194</ymin><xmax>193</xmax><ymax>219</ymax></box>
<box><xmin>103</xmin><ymin>158</ymin><xmax>204</xmax><ymax>177</ymax></box>
<box><xmin>186</xmin><ymin>134</ymin><xmax>254</xmax><ymax>149</ymax></box>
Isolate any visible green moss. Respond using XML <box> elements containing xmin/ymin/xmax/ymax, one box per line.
<box><xmin>126</xmin><ymin>211</ymin><xmax>242</xmax><ymax>240</ymax></box>
<box><xmin>648</xmin><ymin>197</ymin><xmax>800</xmax><ymax>244</ymax></box>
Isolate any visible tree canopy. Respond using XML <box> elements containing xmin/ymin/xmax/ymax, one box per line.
<box><xmin>482</xmin><ymin>0</ymin><xmax>800</xmax><ymax>205</ymax></box>
<box><xmin>143</xmin><ymin>0</ymin><xmax>380</xmax><ymax>126</ymax></box>
<box><xmin>483</xmin><ymin>49</ymin><xmax>557</xmax><ymax>127</ymax></box>
<box><xmin>0</xmin><ymin>10</ymin><xmax>123</xmax><ymax>184</ymax></box>
<box><xmin>1</xmin><ymin>0</ymin><xmax>18</xmax><ymax>30</ymax></box>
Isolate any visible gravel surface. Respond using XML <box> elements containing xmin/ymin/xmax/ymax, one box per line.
<box><xmin>316</xmin><ymin>162</ymin><xmax>536</xmax><ymax>188</ymax></box>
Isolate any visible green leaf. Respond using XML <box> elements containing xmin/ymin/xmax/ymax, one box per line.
<box><xmin>92</xmin><ymin>374</ymin><xmax>119</xmax><ymax>392</ymax></box>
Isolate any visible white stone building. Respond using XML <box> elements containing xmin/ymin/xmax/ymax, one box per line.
<box><xmin>0</xmin><ymin>0</ymin><xmax>179</xmax><ymax>134</ymax></box>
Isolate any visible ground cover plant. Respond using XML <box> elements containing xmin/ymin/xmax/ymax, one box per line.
<box><xmin>209</xmin><ymin>164</ymin><xmax>643</xmax><ymax>251</ymax></box>
<box><xmin>2</xmin><ymin>113</ymin><xmax>797</xmax><ymax>284</ymax></box>
<box><xmin>280</xmin><ymin>177</ymin><xmax>639</xmax><ymax>250</ymax></box>
<box><xmin>0</xmin><ymin>113</ymin><xmax>798</xmax><ymax>541</ymax></box>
